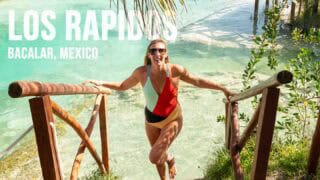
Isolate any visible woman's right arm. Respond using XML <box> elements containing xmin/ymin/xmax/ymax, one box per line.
<box><xmin>86</xmin><ymin>68</ymin><xmax>141</xmax><ymax>91</ymax></box>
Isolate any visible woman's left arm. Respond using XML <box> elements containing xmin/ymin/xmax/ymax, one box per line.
<box><xmin>176</xmin><ymin>65</ymin><xmax>235</xmax><ymax>98</ymax></box>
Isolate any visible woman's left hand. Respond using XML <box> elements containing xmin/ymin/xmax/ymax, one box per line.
<box><xmin>82</xmin><ymin>80</ymin><xmax>102</xmax><ymax>86</ymax></box>
<box><xmin>223</xmin><ymin>88</ymin><xmax>235</xmax><ymax>100</ymax></box>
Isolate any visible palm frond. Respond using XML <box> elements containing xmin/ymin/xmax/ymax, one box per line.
<box><xmin>109</xmin><ymin>0</ymin><xmax>187</xmax><ymax>36</ymax></box>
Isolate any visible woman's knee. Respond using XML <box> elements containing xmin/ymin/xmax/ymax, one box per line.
<box><xmin>149</xmin><ymin>149</ymin><xmax>165</xmax><ymax>165</ymax></box>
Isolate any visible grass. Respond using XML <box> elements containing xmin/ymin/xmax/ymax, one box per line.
<box><xmin>0</xmin><ymin>138</ymin><xmax>41</xmax><ymax>179</ymax></box>
<box><xmin>85</xmin><ymin>169</ymin><xmax>119</xmax><ymax>180</ymax></box>
<box><xmin>203</xmin><ymin>138</ymin><xmax>320</xmax><ymax>179</ymax></box>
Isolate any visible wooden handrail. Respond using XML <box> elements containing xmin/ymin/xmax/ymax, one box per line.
<box><xmin>230</xmin><ymin>70</ymin><xmax>292</xmax><ymax>102</ymax></box>
<box><xmin>51</xmin><ymin>100</ymin><xmax>106</xmax><ymax>174</ymax></box>
<box><xmin>224</xmin><ymin>71</ymin><xmax>290</xmax><ymax>179</ymax></box>
<box><xmin>8</xmin><ymin>81</ymin><xmax>111</xmax><ymax>98</ymax></box>
<box><xmin>8</xmin><ymin>80</ymin><xmax>111</xmax><ymax>179</ymax></box>
<box><xmin>71</xmin><ymin>94</ymin><xmax>102</xmax><ymax>179</ymax></box>
<box><xmin>238</xmin><ymin>102</ymin><xmax>261</xmax><ymax>151</ymax></box>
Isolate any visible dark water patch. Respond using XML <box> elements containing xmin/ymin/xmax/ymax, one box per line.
<box><xmin>179</xmin><ymin>86</ymin><xmax>201</xmax><ymax>100</ymax></box>
<box><xmin>203</xmin><ymin>71</ymin><xmax>225</xmax><ymax>76</ymax></box>
<box><xmin>116</xmin><ymin>91</ymin><xmax>132</xmax><ymax>101</ymax></box>
<box><xmin>132</xmin><ymin>102</ymin><xmax>144</xmax><ymax>108</ymax></box>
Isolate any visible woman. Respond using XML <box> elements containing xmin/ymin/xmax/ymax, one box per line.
<box><xmin>86</xmin><ymin>39</ymin><xmax>234</xmax><ymax>180</ymax></box>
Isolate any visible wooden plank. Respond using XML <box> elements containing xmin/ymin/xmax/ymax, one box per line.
<box><xmin>251</xmin><ymin>88</ymin><xmax>279</xmax><ymax>179</ymax></box>
<box><xmin>51</xmin><ymin>100</ymin><xmax>106</xmax><ymax>173</ymax></box>
<box><xmin>307</xmin><ymin>110</ymin><xmax>320</xmax><ymax>175</ymax></box>
<box><xmin>225</xmin><ymin>102</ymin><xmax>231</xmax><ymax>149</ymax></box>
<box><xmin>238</xmin><ymin>102</ymin><xmax>261</xmax><ymax>150</ymax></box>
<box><xmin>8</xmin><ymin>81</ymin><xmax>111</xmax><ymax>98</ymax></box>
<box><xmin>230</xmin><ymin>102</ymin><xmax>244</xmax><ymax>180</ymax></box>
<box><xmin>99</xmin><ymin>95</ymin><xmax>109</xmax><ymax>173</ymax></box>
<box><xmin>70</xmin><ymin>94</ymin><xmax>102</xmax><ymax>180</ymax></box>
<box><xmin>29</xmin><ymin>96</ymin><xmax>61</xmax><ymax>180</ymax></box>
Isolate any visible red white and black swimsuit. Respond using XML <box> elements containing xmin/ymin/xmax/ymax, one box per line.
<box><xmin>143</xmin><ymin>64</ymin><xmax>181</xmax><ymax>128</ymax></box>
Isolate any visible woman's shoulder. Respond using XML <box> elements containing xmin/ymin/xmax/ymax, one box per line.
<box><xmin>133</xmin><ymin>66</ymin><xmax>147</xmax><ymax>76</ymax></box>
<box><xmin>169</xmin><ymin>63</ymin><xmax>186</xmax><ymax>73</ymax></box>
<box><xmin>134</xmin><ymin>65</ymin><xmax>147</xmax><ymax>72</ymax></box>
<box><xmin>168</xmin><ymin>63</ymin><xmax>187</xmax><ymax>76</ymax></box>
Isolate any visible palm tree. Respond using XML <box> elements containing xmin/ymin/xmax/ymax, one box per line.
<box><xmin>109</xmin><ymin>0</ymin><xmax>187</xmax><ymax>35</ymax></box>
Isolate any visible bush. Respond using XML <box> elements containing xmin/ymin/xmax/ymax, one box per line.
<box><xmin>203</xmin><ymin>149</ymin><xmax>232</xmax><ymax>179</ymax></box>
<box><xmin>203</xmin><ymin>139</ymin><xmax>319</xmax><ymax>179</ymax></box>
<box><xmin>85</xmin><ymin>169</ymin><xmax>119</xmax><ymax>180</ymax></box>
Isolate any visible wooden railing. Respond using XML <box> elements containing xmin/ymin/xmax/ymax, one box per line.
<box><xmin>224</xmin><ymin>70</ymin><xmax>293</xmax><ymax>179</ymax></box>
<box><xmin>7</xmin><ymin>76</ymin><xmax>320</xmax><ymax>179</ymax></box>
<box><xmin>8</xmin><ymin>81</ymin><xmax>111</xmax><ymax>180</ymax></box>
<box><xmin>307</xmin><ymin>110</ymin><xmax>320</xmax><ymax>176</ymax></box>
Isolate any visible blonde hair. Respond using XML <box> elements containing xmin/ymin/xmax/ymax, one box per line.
<box><xmin>144</xmin><ymin>39</ymin><xmax>169</xmax><ymax>65</ymax></box>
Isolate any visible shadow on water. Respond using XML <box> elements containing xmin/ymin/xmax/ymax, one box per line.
<box><xmin>179</xmin><ymin>0</ymin><xmax>267</xmax><ymax>39</ymax></box>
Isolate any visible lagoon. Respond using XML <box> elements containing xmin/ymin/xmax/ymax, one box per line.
<box><xmin>0</xmin><ymin>0</ymin><xmax>271</xmax><ymax>179</ymax></box>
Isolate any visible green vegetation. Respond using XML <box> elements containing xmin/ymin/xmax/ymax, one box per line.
<box><xmin>292</xmin><ymin>0</ymin><xmax>320</xmax><ymax>30</ymax></box>
<box><xmin>85</xmin><ymin>169</ymin><xmax>119</xmax><ymax>180</ymax></box>
<box><xmin>204</xmin><ymin>139</ymin><xmax>318</xmax><ymax>179</ymax></box>
<box><xmin>277</xmin><ymin>27</ymin><xmax>320</xmax><ymax>142</ymax></box>
<box><xmin>242</xmin><ymin>1</ymin><xmax>286</xmax><ymax>90</ymax></box>
<box><xmin>210</xmin><ymin>1</ymin><xmax>320</xmax><ymax>179</ymax></box>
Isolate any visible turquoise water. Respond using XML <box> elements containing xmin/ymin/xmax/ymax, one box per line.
<box><xmin>0</xmin><ymin>0</ymin><xmax>271</xmax><ymax>179</ymax></box>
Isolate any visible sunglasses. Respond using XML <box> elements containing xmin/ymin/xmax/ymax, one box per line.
<box><xmin>149</xmin><ymin>48</ymin><xmax>167</xmax><ymax>55</ymax></box>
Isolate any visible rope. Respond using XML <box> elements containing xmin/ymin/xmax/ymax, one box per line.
<box><xmin>0</xmin><ymin>125</ymin><xmax>33</xmax><ymax>159</ymax></box>
<box><xmin>50</xmin><ymin>122</ymin><xmax>64</xmax><ymax>179</ymax></box>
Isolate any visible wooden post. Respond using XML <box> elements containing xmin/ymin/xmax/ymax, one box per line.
<box><xmin>251</xmin><ymin>88</ymin><xmax>279</xmax><ymax>179</ymax></box>
<box><xmin>238</xmin><ymin>102</ymin><xmax>261</xmax><ymax>151</ymax></box>
<box><xmin>225</xmin><ymin>102</ymin><xmax>231</xmax><ymax>149</ymax></box>
<box><xmin>99</xmin><ymin>95</ymin><xmax>110</xmax><ymax>173</ymax></box>
<box><xmin>253</xmin><ymin>0</ymin><xmax>259</xmax><ymax>35</ymax></box>
<box><xmin>313</xmin><ymin>0</ymin><xmax>319</xmax><ymax>14</ymax></box>
<box><xmin>291</xmin><ymin>2</ymin><xmax>296</xmax><ymax>23</ymax></box>
<box><xmin>230</xmin><ymin>102</ymin><xmax>244</xmax><ymax>180</ymax></box>
<box><xmin>265</xmin><ymin>0</ymin><xmax>270</xmax><ymax>25</ymax></box>
<box><xmin>29</xmin><ymin>96</ymin><xmax>62</xmax><ymax>180</ymax></box>
<box><xmin>307</xmin><ymin>110</ymin><xmax>320</xmax><ymax>175</ymax></box>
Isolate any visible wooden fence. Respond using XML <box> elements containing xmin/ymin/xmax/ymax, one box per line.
<box><xmin>8</xmin><ymin>81</ymin><xmax>111</xmax><ymax>180</ymax></box>
<box><xmin>7</xmin><ymin>74</ymin><xmax>320</xmax><ymax>179</ymax></box>
<box><xmin>224</xmin><ymin>70</ymin><xmax>292</xmax><ymax>179</ymax></box>
<box><xmin>225</xmin><ymin>70</ymin><xmax>320</xmax><ymax>179</ymax></box>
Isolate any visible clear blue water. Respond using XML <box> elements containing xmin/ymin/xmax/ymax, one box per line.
<box><xmin>0</xmin><ymin>0</ymin><xmax>271</xmax><ymax>179</ymax></box>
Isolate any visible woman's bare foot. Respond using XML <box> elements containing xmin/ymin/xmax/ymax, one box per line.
<box><xmin>167</xmin><ymin>156</ymin><xmax>176</xmax><ymax>180</ymax></box>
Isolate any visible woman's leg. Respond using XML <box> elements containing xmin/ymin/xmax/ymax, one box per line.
<box><xmin>148</xmin><ymin>116</ymin><xmax>183</xmax><ymax>180</ymax></box>
<box><xmin>145</xmin><ymin>122</ymin><xmax>167</xmax><ymax>179</ymax></box>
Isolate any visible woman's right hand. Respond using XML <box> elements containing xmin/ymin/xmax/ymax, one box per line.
<box><xmin>82</xmin><ymin>80</ymin><xmax>103</xmax><ymax>86</ymax></box>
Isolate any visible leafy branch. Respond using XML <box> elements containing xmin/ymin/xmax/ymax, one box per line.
<box><xmin>242</xmin><ymin>2</ymin><xmax>285</xmax><ymax>89</ymax></box>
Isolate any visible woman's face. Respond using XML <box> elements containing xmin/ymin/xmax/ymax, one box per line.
<box><xmin>148</xmin><ymin>42</ymin><xmax>167</xmax><ymax>67</ymax></box>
